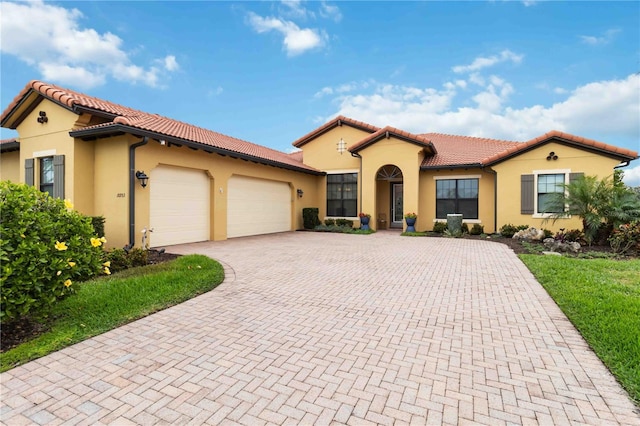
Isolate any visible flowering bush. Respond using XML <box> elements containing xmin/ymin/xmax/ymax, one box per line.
<box><xmin>609</xmin><ymin>221</ymin><xmax>640</xmax><ymax>255</ymax></box>
<box><xmin>404</xmin><ymin>212</ymin><xmax>417</xmax><ymax>219</ymax></box>
<box><xmin>0</xmin><ymin>182</ymin><xmax>105</xmax><ymax>322</ymax></box>
<box><xmin>358</xmin><ymin>212</ymin><xmax>371</xmax><ymax>218</ymax></box>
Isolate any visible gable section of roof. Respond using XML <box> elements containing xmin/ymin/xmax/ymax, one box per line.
<box><xmin>348</xmin><ymin>126</ymin><xmax>437</xmax><ymax>154</ymax></box>
<box><xmin>420</xmin><ymin>133</ymin><xmax>518</xmax><ymax>169</ymax></box>
<box><xmin>3</xmin><ymin>81</ymin><xmax>323</xmax><ymax>175</ymax></box>
<box><xmin>482</xmin><ymin>130</ymin><xmax>639</xmax><ymax>165</ymax></box>
<box><xmin>291</xmin><ymin>115</ymin><xmax>379</xmax><ymax>148</ymax></box>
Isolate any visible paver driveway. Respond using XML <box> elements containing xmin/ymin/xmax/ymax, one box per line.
<box><xmin>2</xmin><ymin>232</ymin><xmax>638</xmax><ymax>425</ymax></box>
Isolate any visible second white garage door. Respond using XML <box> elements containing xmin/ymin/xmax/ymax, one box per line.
<box><xmin>227</xmin><ymin>175</ymin><xmax>291</xmax><ymax>238</ymax></box>
<box><xmin>150</xmin><ymin>166</ymin><xmax>210</xmax><ymax>247</ymax></box>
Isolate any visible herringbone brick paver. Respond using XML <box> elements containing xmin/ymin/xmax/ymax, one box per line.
<box><xmin>1</xmin><ymin>232</ymin><xmax>638</xmax><ymax>425</ymax></box>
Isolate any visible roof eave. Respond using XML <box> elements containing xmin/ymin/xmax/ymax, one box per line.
<box><xmin>483</xmin><ymin>137</ymin><xmax>638</xmax><ymax>167</ymax></box>
<box><xmin>0</xmin><ymin>141</ymin><xmax>20</xmax><ymax>153</ymax></box>
<box><xmin>70</xmin><ymin>124</ymin><xmax>325</xmax><ymax>176</ymax></box>
<box><xmin>420</xmin><ymin>163</ymin><xmax>483</xmax><ymax>170</ymax></box>
<box><xmin>292</xmin><ymin>118</ymin><xmax>377</xmax><ymax>148</ymax></box>
<box><xmin>350</xmin><ymin>132</ymin><xmax>437</xmax><ymax>155</ymax></box>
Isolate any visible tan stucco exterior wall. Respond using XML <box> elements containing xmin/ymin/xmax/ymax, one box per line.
<box><xmin>12</xmin><ymin>99</ymin><xmax>80</xmax><ymax>201</ymax></box>
<box><xmin>128</xmin><ymin>140</ymin><xmax>321</xmax><ymax>248</ymax></box>
<box><xmin>358</xmin><ymin>137</ymin><xmax>425</xmax><ymax>231</ymax></box>
<box><xmin>418</xmin><ymin>168</ymin><xmax>497</xmax><ymax>233</ymax></box>
<box><xmin>0</xmin><ymin>151</ymin><xmax>20</xmax><ymax>182</ymax></box>
<box><xmin>297</xmin><ymin>125</ymin><xmax>372</xmax><ymax>221</ymax></box>
<box><xmin>492</xmin><ymin>142</ymin><xmax>623</xmax><ymax>232</ymax></box>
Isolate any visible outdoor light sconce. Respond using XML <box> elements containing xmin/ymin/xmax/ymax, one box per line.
<box><xmin>37</xmin><ymin>111</ymin><xmax>48</xmax><ymax>123</ymax></box>
<box><xmin>297</xmin><ymin>188</ymin><xmax>304</xmax><ymax>198</ymax></box>
<box><xmin>135</xmin><ymin>170</ymin><xmax>149</xmax><ymax>188</ymax></box>
<box><xmin>337</xmin><ymin>138</ymin><xmax>347</xmax><ymax>154</ymax></box>
<box><xmin>546</xmin><ymin>151</ymin><xmax>558</xmax><ymax>161</ymax></box>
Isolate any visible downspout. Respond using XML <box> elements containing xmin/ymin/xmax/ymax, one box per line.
<box><xmin>483</xmin><ymin>167</ymin><xmax>498</xmax><ymax>233</ymax></box>
<box><xmin>351</xmin><ymin>151</ymin><xmax>363</xmax><ymax>213</ymax></box>
<box><xmin>126</xmin><ymin>136</ymin><xmax>149</xmax><ymax>250</ymax></box>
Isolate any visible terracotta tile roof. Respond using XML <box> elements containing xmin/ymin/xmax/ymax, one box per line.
<box><xmin>482</xmin><ymin>130</ymin><xmax>638</xmax><ymax>165</ymax></box>
<box><xmin>349</xmin><ymin>126</ymin><xmax>436</xmax><ymax>154</ymax></box>
<box><xmin>288</xmin><ymin>150</ymin><xmax>303</xmax><ymax>162</ymax></box>
<box><xmin>420</xmin><ymin>133</ymin><xmax>518</xmax><ymax>168</ymax></box>
<box><xmin>2</xmin><ymin>81</ymin><xmax>323</xmax><ymax>175</ymax></box>
<box><xmin>291</xmin><ymin>115</ymin><xmax>379</xmax><ymax>148</ymax></box>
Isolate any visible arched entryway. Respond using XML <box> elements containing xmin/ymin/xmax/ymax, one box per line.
<box><xmin>375</xmin><ymin>165</ymin><xmax>404</xmax><ymax>229</ymax></box>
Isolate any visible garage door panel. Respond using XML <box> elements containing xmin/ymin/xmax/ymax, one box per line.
<box><xmin>150</xmin><ymin>166</ymin><xmax>210</xmax><ymax>247</ymax></box>
<box><xmin>227</xmin><ymin>176</ymin><xmax>291</xmax><ymax>238</ymax></box>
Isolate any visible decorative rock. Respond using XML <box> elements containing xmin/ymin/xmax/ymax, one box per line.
<box><xmin>543</xmin><ymin>238</ymin><xmax>581</xmax><ymax>253</ymax></box>
<box><xmin>513</xmin><ymin>227</ymin><xmax>545</xmax><ymax>241</ymax></box>
<box><xmin>542</xmin><ymin>251</ymin><xmax>562</xmax><ymax>256</ymax></box>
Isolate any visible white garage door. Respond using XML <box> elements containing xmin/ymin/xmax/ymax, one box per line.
<box><xmin>227</xmin><ymin>175</ymin><xmax>291</xmax><ymax>238</ymax></box>
<box><xmin>150</xmin><ymin>166</ymin><xmax>210</xmax><ymax>247</ymax></box>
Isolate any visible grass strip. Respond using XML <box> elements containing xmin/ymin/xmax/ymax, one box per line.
<box><xmin>1</xmin><ymin>254</ymin><xmax>224</xmax><ymax>372</ymax></box>
<box><xmin>520</xmin><ymin>255</ymin><xmax>640</xmax><ymax>404</ymax></box>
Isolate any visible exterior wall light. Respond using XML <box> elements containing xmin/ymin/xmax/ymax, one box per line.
<box><xmin>297</xmin><ymin>188</ymin><xmax>304</xmax><ymax>198</ymax></box>
<box><xmin>337</xmin><ymin>138</ymin><xmax>346</xmax><ymax>154</ymax></box>
<box><xmin>135</xmin><ymin>170</ymin><xmax>149</xmax><ymax>188</ymax></box>
<box><xmin>37</xmin><ymin>111</ymin><xmax>48</xmax><ymax>123</ymax></box>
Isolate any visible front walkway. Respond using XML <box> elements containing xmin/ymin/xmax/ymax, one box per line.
<box><xmin>1</xmin><ymin>232</ymin><xmax>638</xmax><ymax>425</ymax></box>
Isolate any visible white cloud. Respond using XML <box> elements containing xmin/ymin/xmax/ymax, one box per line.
<box><xmin>163</xmin><ymin>55</ymin><xmax>179</xmax><ymax>72</ymax></box>
<box><xmin>280</xmin><ymin>0</ymin><xmax>312</xmax><ymax>20</ymax></box>
<box><xmin>522</xmin><ymin>0</ymin><xmax>537</xmax><ymax>6</ymax></box>
<box><xmin>621</xmin><ymin>165</ymin><xmax>640</xmax><ymax>187</ymax></box>
<box><xmin>553</xmin><ymin>87</ymin><xmax>568</xmax><ymax>94</ymax></box>
<box><xmin>247</xmin><ymin>12</ymin><xmax>326</xmax><ymax>56</ymax></box>
<box><xmin>452</xmin><ymin>50</ymin><xmax>524</xmax><ymax>74</ymax></box>
<box><xmin>580</xmin><ymin>29</ymin><xmax>621</xmax><ymax>45</ymax></box>
<box><xmin>0</xmin><ymin>1</ymin><xmax>178</xmax><ymax>89</ymax></box>
<box><xmin>319</xmin><ymin>1</ymin><xmax>342</xmax><ymax>22</ymax></box>
<box><xmin>324</xmin><ymin>74</ymin><xmax>640</xmax><ymax>145</ymax></box>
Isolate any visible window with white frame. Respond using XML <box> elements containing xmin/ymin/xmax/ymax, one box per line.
<box><xmin>537</xmin><ymin>174</ymin><xmax>564</xmax><ymax>213</ymax></box>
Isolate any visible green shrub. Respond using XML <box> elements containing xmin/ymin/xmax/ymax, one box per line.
<box><xmin>335</xmin><ymin>219</ymin><xmax>353</xmax><ymax>228</ymax></box>
<box><xmin>104</xmin><ymin>248</ymin><xmax>149</xmax><ymax>273</ymax></box>
<box><xmin>461</xmin><ymin>223</ymin><xmax>469</xmax><ymax>234</ymax></box>
<box><xmin>499</xmin><ymin>224</ymin><xmax>518</xmax><ymax>238</ymax></box>
<box><xmin>90</xmin><ymin>216</ymin><xmax>105</xmax><ymax>237</ymax></box>
<box><xmin>609</xmin><ymin>221</ymin><xmax>640</xmax><ymax>255</ymax></box>
<box><xmin>432</xmin><ymin>222</ymin><xmax>447</xmax><ymax>233</ymax></box>
<box><xmin>324</xmin><ymin>218</ymin><xmax>335</xmax><ymax>226</ymax></box>
<box><xmin>302</xmin><ymin>208</ymin><xmax>321</xmax><ymax>229</ymax></box>
<box><xmin>555</xmin><ymin>228</ymin><xmax>584</xmax><ymax>243</ymax></box>
<box><xmin>0</xmin><ymin>182</ymin><xmax>105</xmax><ymax>322</ymax></box>
<box><xmin>470</xmin><ymin>224</ymin><xmax>484</xmax><ymax>235</ymax></box>
<box><xmin>543</xmin><ymin>229</ymin><xmax>553</xmax><ymax>239</ymax></box>
<box><xmin>499</xmin><ymin>224</ymin><xmax>529</xmax><ymax>238</ymax></box>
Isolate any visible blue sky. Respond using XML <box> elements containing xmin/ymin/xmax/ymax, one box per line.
<box><xmin>1</xmin><ymin>1</ymin><xmax>639</xmax><ymax>184</ymax></box>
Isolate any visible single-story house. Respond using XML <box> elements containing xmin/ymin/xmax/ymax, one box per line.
<box><xmin>1</xmin><ymin>80</ymin><xmax>637</xmax><ymax>248</ymax></box>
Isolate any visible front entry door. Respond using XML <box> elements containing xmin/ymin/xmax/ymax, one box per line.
<box><xmin>392</xmin><ymin>183</ymin><xmax>403</xmax><ymax>226</ymax></box>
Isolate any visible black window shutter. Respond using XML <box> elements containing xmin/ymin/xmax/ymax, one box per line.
<box><xmin>521</xmin><ymin>174</ymin><xmax>534</xmax><ymax>214</ymax></box>
<box><xmin>53</xmin><ymin>155</ymin><xmax>65</xmax><ymax>199</ymax></box>
<box><xmin>25</xmin><ymin>158</ymin><xmax>34</xmax><ymax>186</ymax></box>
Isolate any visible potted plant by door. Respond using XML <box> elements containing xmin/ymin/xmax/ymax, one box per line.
<box><xmin>359</xmin><ymin>212</ymin><xmax>371</xmax><ymax>230</ymax></box>
<box><xmin>404</xmin><ymin>212</ymin><xmax>417</xmax><ymax>232</ymax></box>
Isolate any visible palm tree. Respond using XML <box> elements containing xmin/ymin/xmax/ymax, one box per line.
<box><xmin>544</xmin><ymin>174</ymin><xmax>640</xmax><ymax>245</ymax></box>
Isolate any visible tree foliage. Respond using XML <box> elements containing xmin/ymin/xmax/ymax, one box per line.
<box><xmin>544</xmin><ymin>172</ymin><xmax>640</xmax><ymax>244</ymax></box>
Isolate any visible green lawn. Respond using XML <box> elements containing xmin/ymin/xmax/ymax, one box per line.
<box><xmin>520</xmin><ymin>255</ymin><xmax>640</xmax><ymax>404</ymax></box>
<box><xmin>1</xmin><ymin>254</ymin><xmax>224</xmax><ymax>372</ymax></box>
